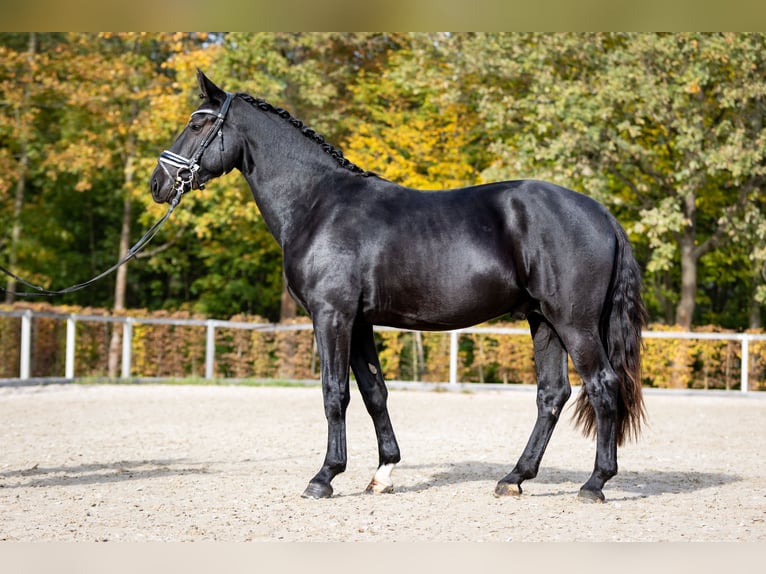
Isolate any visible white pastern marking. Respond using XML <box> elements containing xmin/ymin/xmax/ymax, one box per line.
<box><xmin>372</xmin><ymin>463</ymin><xmax>395</xmax><ymax>487</ymax></box>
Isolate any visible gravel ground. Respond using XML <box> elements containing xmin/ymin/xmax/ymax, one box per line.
<box><xmin>1</xmin><ymin>383</ymin><xmax>764</xmax><ymax>542</ymax></box>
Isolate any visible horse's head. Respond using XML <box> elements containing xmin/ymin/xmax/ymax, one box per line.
<box><xmin>150</xmin><ymin>70</ymin><xmax>240</xmax><ymax>204</ymax></box>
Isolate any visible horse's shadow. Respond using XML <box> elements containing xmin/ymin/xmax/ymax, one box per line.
<box><xmin>0</xmin><ymin>459</ymin><xmax>210</xmax><ymax>489</ymax></box>
<box><xmin>2</xmin><ymin>458</ymin><xmax>741</xmax><ymax>500</ymax></box>
<box><xmin>391</xmin><ymin>461</ymin><xmax>740</xmax><ymax>499</ymax></box>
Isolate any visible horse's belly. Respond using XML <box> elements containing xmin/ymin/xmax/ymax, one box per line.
<box><xmin>365</xmin><ymin>274</ymin><xmax>527</xmax><ymax>331</ymax></box>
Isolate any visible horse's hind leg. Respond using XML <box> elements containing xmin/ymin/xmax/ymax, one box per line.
<box><xmin>349</xmin><ymin>322</ymin><xmax>401</xmax><ymax>494</ymax></box>
<box><xmin>495</xmin><ymin>316</ymin><xmax>571</xmax><ymax>497</ymax></box>
<box><xmin>556</xmin><ymin>326</ymin><xmax>621</xmax><ymax>503</ymax></box>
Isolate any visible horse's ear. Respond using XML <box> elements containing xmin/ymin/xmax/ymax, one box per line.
<box><xmin>197</xmin><ymin>69</ymin><xmax>226</xmax><ymax>104</ymax></box>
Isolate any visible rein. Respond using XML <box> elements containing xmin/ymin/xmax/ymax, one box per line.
<box><xmin>0</xmin><ymin>91</ymin><xmax>235</xmax><ymax>298</ymax></box>
<box><xmin>0</xmin><ymin>188</ymin><xmax>183</xmax><ymax>297</ymax></box>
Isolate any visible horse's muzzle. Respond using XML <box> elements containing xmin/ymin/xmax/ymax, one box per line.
<box><xmin>150</xmin><ymin>169</ymin><xmax>172</xmax><ymax>204</ymax></box>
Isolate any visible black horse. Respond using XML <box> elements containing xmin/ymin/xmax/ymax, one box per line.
<box><xmin>150</xmin><ymin>71</ymin><xmax>646</xmax><ymax>503</ymax></box>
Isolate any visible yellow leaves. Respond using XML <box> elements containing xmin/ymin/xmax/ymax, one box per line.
<box><xmin>340</xmin><ymin>39</ymin><xmax>481</xmax><ymax>190</ymax></box>
<box><xmin>642</xmin><ymin>324</ymin><xmax>746</xmax><ymax>390</ymax></box>
<box><xmin>377</xmin><ymin>330</ymin><xmax>405</xmax><ymax>379</ymax></box>
<box><xmin>0</xmin><ymin>148</ymin><xmax>20</xmax><ymax>200</ymax></box>
<box><xmin>44</xmin><ymin>135</ymin><xmax>113</xmax><ymax>190</ymax></box>
<box><xmin>344</xmin><ymin>103</ymin><xmax>475</xmax><ymax>190</ymax></box>
<box><xmin>172</xmin><ymin>182</ymin><xmax>259</xmax><ymax>242</ymax></box>
<box><xmin>164</xmin><ymin>44</ymin><xmax>223</xmax><ymax>88</ymax></box>
<box><xmin>686</xmin><ymin>80</ymin><xmax>702</xmax><ymax>95</ymax></box>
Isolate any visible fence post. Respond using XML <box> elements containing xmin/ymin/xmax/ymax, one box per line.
<box><xmin>19</xmin><ymin>309</ymin><xmax>32</xmax><ymax>380</ymax></box>
<box><xmin>741</xmin><ymin>336</ymin><xmax>750</xmax><ymax>393</ymax></box>
<box><xmin>65</xmin><ymin>315</ymin><xmax>76</xmax><ymax>379</ymax></box>
<box><xmin>121</xmin><ymin>318</ymin><xmax>133</xmax><ymax>379</ymax></box>
<box><xmin>205</xmin><ymin>320</ymin><xmax>216</xmax><ymax>380</ymax></box>
<box><xmin>449</xmin><ymin>330</ymin><xmax>459</xmax><ymax>387</ymax></box>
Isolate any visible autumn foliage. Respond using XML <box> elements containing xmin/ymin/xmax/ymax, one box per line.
<box><xmin>2</xmin><ymin>33</ymin><xmax>766</xmax><ymax>331</ymax></box>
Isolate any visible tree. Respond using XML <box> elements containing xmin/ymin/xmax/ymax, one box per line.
<box><xmin>216</xmin><ymin>33</ymin><xmax>413</xmax><ymax>319</ymax></box>
<box><xmin>465</xmin><ymin>33</ymin><xmax>766</xmax><ymax>328</ymax></box>
<box><xmin>342</xmin><ymin>34</ymin><xmax>477</xmax><ymax>189</ymax></box>
<box><xmin>1</xmin><ymin>33</ymin><xmax>36</xmax><ymax>303</ymax></box>
<box><xmin>0</xmin><ymin>33</ymin><xmax>57</xmax><ymax>301</ymax></box>
<box><xmin>41</xmin><ymin>33</ymin><xmax>213</xmax><ymax>374</ymax></box>
<box><xmin>3</xmin><ymin>33</ymin><xmax>764</xmax><ymax>333</ymax></box>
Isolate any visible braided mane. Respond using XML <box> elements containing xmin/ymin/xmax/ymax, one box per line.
<box><xmin>236</xmin><ymin>93</ymin><xmax>375</xmax><ymax>177</ymax></box>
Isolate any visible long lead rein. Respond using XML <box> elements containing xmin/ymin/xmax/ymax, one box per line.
<box><xmin>0</xmin><ymin>92</ymin><xmax>234</xmax><ymax>297</ymax></box>
<box><xmin>1</xmin><ymin>91</ymin><xmax>234</xmax><ymax>299</ymax></box>
<box><xmin>0</xmin><ymin>188</ymin><xmax>184</xmax><ymax>298</ymax></box>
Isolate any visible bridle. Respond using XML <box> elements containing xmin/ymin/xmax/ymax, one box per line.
<box><xmin>157</xmin><ymin>91</ymin><xmax>235</xmax><ymax>205</ymax></box>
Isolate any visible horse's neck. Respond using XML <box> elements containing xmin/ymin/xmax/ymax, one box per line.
<box><xmin>239</xmin><ymin>117</ymin><xmax>340</xmax><ymax>248</ymax></box>
<box><xmin>241</xmin><ymin>171</ymin><xmax>301</xmax><ymax>247</ymax></box>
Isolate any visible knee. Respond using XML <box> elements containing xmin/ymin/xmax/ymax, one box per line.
<box><xmin>537</xmin><ymin>384</ymin><xmax>571</xmax><ymax>416</ymax></box>
<box><xmin>324</xmin><ymin>397</ymin><xmax>349</xmax><ymax>422</ymax></box>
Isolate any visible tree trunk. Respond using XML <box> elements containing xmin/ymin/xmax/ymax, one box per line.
<box><xmin>279</xmin><ymin>271</ymin><xmax>297</xmax><ymax>320</ymax></box>
<box><xmin>107</xmin><ymin>141</ymin><xmax>135</xmax><ymax>378</ymax></box>
<box><xmin>413</xmin><ymin>331</ymin><xmax>424</xmax><ymax>381</ymax></box>
<box><xmin>750</xmin><ymin>264</ymin><xmax>763</xmax><ymax>329</ymax></box>
<box><xmin>4</xmin><ymin>33</ymin><xmax>36</xmax><ymax>303</ymax></box>
<box><xmin>107</xmin><ymin>194</ymin><xmax>132</xmax><ymax>378</ymax></box>
<box><xmin>675</xmin><ymin>191</ymin><xmax>697</xmax><ymax>330</ymax></box>
<box><xmin>749</xmin><ymin>300</ymin><xmax>762</xmax><ymax>330</ymax></box>
<box><xmin>5</xmin><ymin>125</ymin><xmax>27</xmax><ymax>303</ymax></box>
<box><xmin>675</xmin><ymin>229</ymin><xmax>697</xmax><ymax>330</ymax></box>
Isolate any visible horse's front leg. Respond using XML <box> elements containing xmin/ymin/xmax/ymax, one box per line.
<box><xmin>301</xmin><ymin>309</ymin><xmax>353</xmax><ymax>499</ymax></box>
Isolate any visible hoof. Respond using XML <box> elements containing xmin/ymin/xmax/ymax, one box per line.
<box><xmin>366</xmin><ymin>463</ymin><xmax>396</xmax><ymax>494</ymax></box>
<box><xmin>301</xmin><ymin>482</ymin><xmax>333</xmax><ymax>499</ymax></box>
<box><xmin>577</xmin><ymin>487</ymin><xmax>606</xmax><ymax>503</ymax></box>
<box><xmin>365</xmin><ymin>479</ymin><xmax>394</xmax><ymax>494</ymax></box>
<box><xmin>494</xmin><ymin>482</ymin><xmax>522</xmax><ymax>498</ymax></box>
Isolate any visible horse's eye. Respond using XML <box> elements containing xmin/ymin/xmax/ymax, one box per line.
<box><xmin>190</xmin><ymin>122</ymin><xmax>203</xmax><ymax>132</ymax></box>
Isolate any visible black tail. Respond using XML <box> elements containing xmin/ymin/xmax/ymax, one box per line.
<box><xmin>573</xmin><ymin>216</ymin><xmax>647</xmax><ymax>446</ymax></box>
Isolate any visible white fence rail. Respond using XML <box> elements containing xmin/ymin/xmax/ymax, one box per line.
<box><xmin>1</xmin><ymin>308</ymin><xmax>765</xmax><ymax>392</ymax></box>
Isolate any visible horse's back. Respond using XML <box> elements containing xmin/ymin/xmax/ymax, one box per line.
<box><xmin>367</xmin><ymin>178</ymin><xmax>618</xmax><ymax>278</ymax></box>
